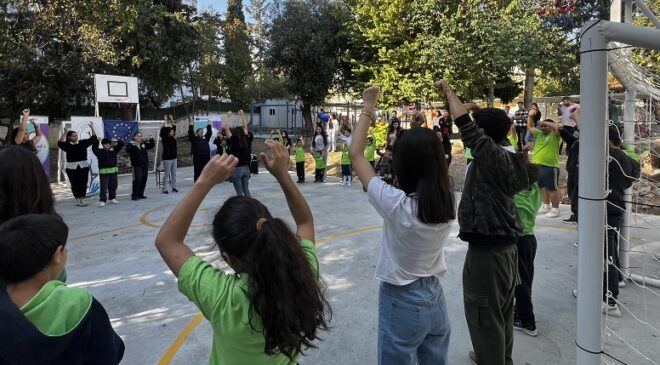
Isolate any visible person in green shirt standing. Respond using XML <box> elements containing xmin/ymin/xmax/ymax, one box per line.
<box><xmin>513</xmin><ymin>162</ymin><xmax>543</xmax><ymax>337</ymax></box>
<box><xmin>527</xmin><ymin>110</ymin><xmax>562</xmax><ymax>218</ymax></box>
<box><xmin>294</xmin><ymin>138</ymin><xmax>306</xmax><ymax>183</ymax></box>
<box><xmin>340</xmin><ymin>140</ymin><xmax>352</xmax><ymax>186</ymax></box>
<box><xmin>364</xmin><ymin>136</ymin><xmax>377</xmax><ymax>167</ymax></box>
<box><xmin>313</xmin><ymin>151</ymin><xmax>325</xmax><ymax>183</ymax></box>
<box><xmin>155</xmin><ymin>143</ymin><xmax>330</xmax><ymax>365</ymax></box>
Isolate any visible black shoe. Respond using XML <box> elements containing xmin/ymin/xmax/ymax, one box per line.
<box><xmin>563</xmin><ymin>214</ymin><xmax>577</xmax><ymax>224</ymax></box>
<box><xmin>139</xmin><ymin>196</ymin><xmax>147</xmax><ymax>199</ymax></box>
<box><xmin>513</xmin><ymin>319</ymin><xmax>538</xmax><ymax>337</ymax></box>
<box><xmin>162</xmin><ymin>191</ymin><xmax>169</xmax><ymax>194</ymax></box>
<box><xmin>131</xmin><ymin>197</ymin><xmax>139</xmax><ymax>201</ymax></box>
<box><xmin>172</xmin><ymin>188</ymin><xmax>179</xmax><ymax>193</ymax></box>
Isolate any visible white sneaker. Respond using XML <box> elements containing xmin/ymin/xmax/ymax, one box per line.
<box><xmin>109</xmin><ymin>199</ymin><xmax>119</xmax><ymax>204</ymax></box>
<box><xmin>340</xmin><ymin>178</ymin><xmax>346</xmax><ymax>186</ymax></box>
<box><xmin>348</xmin><ymin>177</ymin><xmax>352</xmax><ymax>187</ymax></box>
<box><xmin>602</xmin><ymin>303</ymin><xmax>622</xmax><ymax>317</ymax></box>
<box><xmin>540</xmin><ymin>204</ymin><xmax>551</xmax><ymax>214</ymax></box>
<box><xmin>78</xmin><ymin>199</ymin><xmax>88</xmax><ymax>207</ymax></box>
<box><xmin>98</xmin><ymin>202</ymin><xmax>106</xmax><ymax>207</ymax></box>
<box><xmin>618</xmin><ymin>280</ymin><xmax>626</xmax><ymax>288</ymax></box>
<box><xmin>545</xmin><ymin>207</ymin><xmax>560</xmax><ymax>218</ymax></box>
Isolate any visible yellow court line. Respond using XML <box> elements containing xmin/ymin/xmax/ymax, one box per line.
<box><xmin>156</xmin><ymin>225</ymin><xmax>382</xmax><ymax>365</ymax></box>
<box><xmin>69</xmin><ymin>224</ymin><xmax>142</xmax><ymax>242</ymax></box>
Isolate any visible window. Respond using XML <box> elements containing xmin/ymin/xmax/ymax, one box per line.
<box><xmin>269</xmin><ymin>109</ymin><xmax>276</xmax><ymax>116</ymax></box>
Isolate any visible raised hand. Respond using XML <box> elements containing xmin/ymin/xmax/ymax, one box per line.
<box><xmin>238</xmin><ymin>110</ymin><xmax>244</xmax><ymax>116</ymax></box>
<box><xmin>260</xmin><ymin>139</ymin><xmax>290</xmax><ymax>179</ymax></box>
<box><xmin>198</xmin><ymin>154</ymin><xmax>238</xmax><ymax>185</ymax></box>
<box><xmin>22</xmin><ymin>109</ymin><xmax>30</xmax><ymax>117</ymax></box>
<box><xmin>362</xmin><ymin>86</ymin><xmax>381</xmax><ymax>107</ymax></box>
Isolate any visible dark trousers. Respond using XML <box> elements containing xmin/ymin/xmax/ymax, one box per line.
<box><xmin>296</xmin><ymin>161</ymin><xmax>305</xmax><ymax>181</ymax></box>
<box><xmin>341</xmin><ymin>164</ymin><xmax>351</xmax><ymax>177</ymax></box>
<box><xmin>193</xmin><ymin>155</ymin><xmax>210</xmax><ymax>182</ymax></box>
<box><xmin>514</xmin><ymin>235</ymin><xmax>537</xmax><ymax>326</ymax></box>
<box><xmin>99</xmin><ymin>173</ymin><xmax>118</xmax><ymax>202</ymax></box>
<box><xmin>369</xmin><ymin>160</ymin><xmax>375</xmax><ymax>168</ymax></box>
<box><xmin>563</xmin><ymin>126</ymin><xmax>577</xmax><ymax>155</ymax></box>
<box><xmin>315</xmin><ymin>169</ymin><xmax>324</xmax><ymax>181</ymax></box>
<box><xmin>567</xmin><ymin>170</ymin><xmax>578</xmax><ymax>217</ymax></box>
<box><xmin>132</xmin><ymin>165</ymin><xmax>148</xmax><ymax>199</ymax></box>
<box><xmin>515</xmin><ymin>126</ymin><xmax>527</xmax><ymax>151</ymax></box>
<box><xmin>65</xmin><ymin>166</ymin><xmax>89</xmax><ymax>199</ymax></box>
<box><xmin>463</xmin><ymin>244</ymin><xmax>518</xmax><ymax>365</ymax></box>
<box><xmin>604</xmin><ymin>214</ymin><xmax>623</xmax><ymax>304</ymax></box>
<box><xmin>442</xmin><ymin>139</ymin><xmax>453</xmax><ymax>166</ymax></box>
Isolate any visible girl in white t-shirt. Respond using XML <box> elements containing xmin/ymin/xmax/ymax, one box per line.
<box><xmin>349</xmin><ymin>87</ymin><xmax>456</xmax><ymax>365</ymax></box>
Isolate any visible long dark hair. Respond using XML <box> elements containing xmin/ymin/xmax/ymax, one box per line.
<box><xmin>233</xmin><ymin>126</ymin><xmax>247</xmax><ymax>149</ymax></box>
<box><xmin>212</xmin><ymin>196</ymin><xmax>331</xmax><ymax>359</ymax></box>
<box><xmin>11</xmin><ymin>127</ymin><xmax>36</xmax><ymax>152</ymax></box>
<box><xmin>0</xmin><ymin>146</ymin><xmax>58</xmax><ymax>223</ymax></box>
<box><xmin>388</xmin><ymin>121</ymin><xmax>401</xmax><ymax>135</ymax></box>
<box><xmin>391</xmin><ymin>128</ymin><xmax>455</xmax><ymax>223</ymax></box>
<box><xmin>312</xmin><ymin>127</ymin><xmax>327</xmax><ymax>149</ymax></box>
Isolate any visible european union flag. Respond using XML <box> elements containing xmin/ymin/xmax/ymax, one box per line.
<box><xmin>104</xmin><ymin>120</ymin><xmax>139</xmax><ymax>143</ymax></box>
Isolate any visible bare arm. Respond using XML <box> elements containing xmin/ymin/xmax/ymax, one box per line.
<box><xmin>59</xmin><ymin>126</ymin><xmax>68</xmax><ymax>143</ymax></box>
<box><xmin>435</xmin><ymin>81</ymin><xmax>468</xmax><ymax>119</ymax></box>
<box><xmin>14</xmin><ymin>109</ymin><xmax>30</xmax><ymax>144</ymax></box>
<box><xmin>238</xmin><ymin>110</ymin><xmax>248</xmax><ymax>135</ymax></box>
<box><xmin>260</xmin><ymin>140</ymin><xmax>315</xmax><ymax>243</ymax></box>
<box><xmin>224</xmin><ymin>111</ymin><xmax>233</xmax><ymax>139</ymax></box>
<box><xmin>527</xmin><ymin>111</ymin><xmax>537</xmax><ymax>134</ymax></box>
<box><xmin>31</xmin><ymin>119</ymin><xmax>43</xmax><ymax>145</ymax></box>
<box><xmin>349</xmin><ymin>87</ymin><xmax>380</xmax><ymax>190</ymax></box>
<box><xmin>155</xmin><ymin>154</ymin><xmax>238</xmax><ymax>276</ymax></box>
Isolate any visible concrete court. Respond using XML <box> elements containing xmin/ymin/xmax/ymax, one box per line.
<box><xmin>52</xmin><ymin>165</ymin><xmax>660</xmax><ymax>365</ymax></box>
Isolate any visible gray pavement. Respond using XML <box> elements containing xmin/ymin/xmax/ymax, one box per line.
<box><xmin>53</xmin><ymin>166</ymin><xmax>660</xmax><ymax>365</ymax></box>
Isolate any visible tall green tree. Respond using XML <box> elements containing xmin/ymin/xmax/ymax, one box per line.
<box><xmin>268</xmin><ymin>0</ymin><xmax>348</xmax><ymax>134</ymax></box>
<box><xmin>222</xmin><ymin>0</ymin><xmax>252</xmax><ymax>109</ymax></box>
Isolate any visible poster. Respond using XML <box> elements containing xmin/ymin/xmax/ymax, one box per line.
<box><xmin>67</xmin><ymin>117</ymin><xmax>105</xmax><ymax>196</ymax></box>
<box><xmin>194</xmin><ymin>116</ymin><xmax>223</xmax><ymax>156</ymax></box>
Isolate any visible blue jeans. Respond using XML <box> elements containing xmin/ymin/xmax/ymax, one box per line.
<box><xmin>162</xmin><ymin>159</ymin><xmax>177</xmax><ymax>191</ymax></box>
<box><xmin>378</xmin><ymin>277</ymin><xmax>450</xmax><ymax>365</ymax></box>
<box><xmin>231</xmin><ymin>165</ymin><xmax>251</xmax><ymax>197</ymax></box>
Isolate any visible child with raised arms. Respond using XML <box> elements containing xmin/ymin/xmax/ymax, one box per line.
<box><xmin>155</xmin><ymin>142</ymin><xmax>330</xmax><ymax>365</ymax></box>
<box><xmin>350</xmin><ymin>86</ymin><xmax>455</xmax><ymax>365</ymax></box>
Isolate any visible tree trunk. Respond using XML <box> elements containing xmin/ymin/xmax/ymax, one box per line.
<box><xmin>487</xmin><ymin>86</ymin><xmax>495</xmax><ymax>107</ymax></box>
<box><xmin>524</xmin><ymin>68</ymin><xmax>535</xmax><ymax>109</ymax></box>
<box><xmin>301</xmin><ymin>102</ymin><xmax>313</xmax><ymax>137</ymax></box>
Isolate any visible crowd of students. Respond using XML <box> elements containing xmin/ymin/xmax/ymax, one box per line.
<box><xmin>1</xmin><ymin>81</ymin><xmax>642</xmax><ymax>365</ymax></box>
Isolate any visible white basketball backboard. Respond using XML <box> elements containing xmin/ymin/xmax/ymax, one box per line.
<box><xmin>94</xmin><ymin>74</ymin><xmax>139</xmax><ymax>104</ymax></box>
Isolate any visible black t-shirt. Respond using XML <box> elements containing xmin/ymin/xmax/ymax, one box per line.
<box><xmin>229</xmin><ymin>132</ymin><xmax>254</xmax><ymax>166</ymax></box>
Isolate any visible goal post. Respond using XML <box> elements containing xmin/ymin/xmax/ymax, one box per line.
<box><xmin>577</xmin><ymin>19</ymin><xmax>660</xmax><ymax>365</ymax></box>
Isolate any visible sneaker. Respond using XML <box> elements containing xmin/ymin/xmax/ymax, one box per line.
<box><xmin>162</xmin><ymin>190</ymin><xmax>169</xmax><ymax>194</ymax></box>
<box><xmin>618</xmin><ymin>280</ymin><xmax>626</xmax><ymax>288</ymax></box>
<box><xmin>98</xmin><ymin>202</ymin><xmax>106</xmax><ymax>207</ymax></box>
<box><xmin>540</xmin><ymin>204</ymin><xmax>551</xmax><ymax>214</ymax></box>
<box><xmin>469</xmin><ymin>350</ymin><xmax>477</xmax><ymax>365</ymax></box>
<box><xmin>78</xmin><ymin>199</ymin><xmax>88</xmax><ymax>207</ymax></box>
<box><xmin>603</xmin><ymin>303</ymin><xmax>622</xmax><ymax>317</ymax></box>
<box><xmin>139</xmin><ymin>196</ymin><xmax>147</xmax><ymax>199</ymax></box>
<box><xmin>572</xmin><ymin>288</ymin><xmax>578</xmax><ymax>298</ymax></box>
<box><xmin>514</xmin><ymin>319</ymin><xmax>538</xmax><ymax>337</ymax></box>
<box><xmin>545</xmin><ymin>207</ymin><xmax>560</xmax><ymax>218</ymax></box>
<box><xmin>109</xmin><ymin>199</ymin><xmax>119</xmax><ymax>204</ymax></box>
<box><xmin>172</xmin><ymin>188</ymin><xmax>179</xmax><ymax>193</ymax></box>
<box><xmin>131</xmin><ymin>197</ymin><xmax>139</xmax><ymax>201</ymax></box>
<box><xmin>340</xmin><ymin>178</ymin><xmax>346</xmax><ymax>186</ymax></box>
<box><xmin>563</xmin><ymin>214</ymin><xmax>578</xmax><ymax>224</ymax></box>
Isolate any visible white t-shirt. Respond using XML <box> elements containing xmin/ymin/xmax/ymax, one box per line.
<box><xmin>367</xmin><ymin>177</ymin><xmax>452</xmax><ymax>285</ymax></box>
<box><xmin>560</xmin><ymin>104</ymin><xmax>579</xmax><ymax>127</ymax></box>
<box><xmin>313</xmin><ymin>135</ymin><xmax>325</xmax><ymax>152</ymax></box>
<box><xmin>328</xmin><ymin>119</ymin><xmax>338</xmax><ymax>133</ymax></box>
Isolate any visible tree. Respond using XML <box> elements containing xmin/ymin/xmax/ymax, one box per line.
<box><xmin>632</xmin><ymin>0</ymin><xmax>660</xmax><ymax>85</ymax></box>
<box><xmin>222</xmin><ymin>0</ymin><xmax>252</xmax><ymax>109</ymax></box>
<box><xmin>268</xmin><ymin>0</ymin><xmax>348</xmax><ymax>134</ymax></box>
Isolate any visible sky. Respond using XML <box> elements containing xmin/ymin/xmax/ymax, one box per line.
<box><xmin>196</xmin><ymin>0</ymin><xmax>229</xmax><ymax>12</ymax></box>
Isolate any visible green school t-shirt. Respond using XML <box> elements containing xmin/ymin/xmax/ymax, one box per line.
<box><xmin>465</xmin><ymin>147</ymin><xmax>473</xmax><ymax>160</ymax></box>
<box><xmin>364</xmin><ymin>143</ymin><xmax>376</xmax><ymax>162</ymax></box>
<box><xmin>514</xmin><ymin>183</ymin><xmax>543</xmax><ymax>236</ymax></box>
<box><xmin>314</xmin><ymin>155</ymin><xmax>325</xmax><ymax>169</ymax></box>
<box><xmin>341</xmin><ymin>145</ymin><xmax>351</xmax><ymax>165</ymax></box>
<box><xmin>294</xmin><ymin>146</ymin><xmax>305</xmax><ymax>163</ymax></box>
<box><xmin>508</xmin><ymin>133</ymin><xmax>518</xmax><ymax>149</ymax></box>
<box><xmin>178</xmin><ymin>240</ymin><xmax>319</xmax><ymax>365</ymax></box>
<box><xmin>531</xmin><ymin>130</ymin><xmax>561</xmax><ymax>168</ymax></box>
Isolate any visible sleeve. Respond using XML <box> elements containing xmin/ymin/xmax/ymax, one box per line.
<box><xmin>177</xmin><ymin>256</ymin><xmax>232</xmax><ymax>321</ymax></box>
<box><xmin>299</xmin><ymin>240</ymin><xmax>320</xmax><ymax>279</ymax></box>
<box><xmin>80</xmin><ymin>135</ymin><xmax>97</xmax><ymax>149</ymax></box>
<box><xmin>82</xmin><ymin>298</ymin><xmax>125</xmax><ymax>365</ymax></box>
<box><xmin>204</xmin><ymin>125</ymin><xmax>212</xmax><ymax>141</ymax></box>
<box><xmin>160</xmin><ymin>127</ymin><xmax>167</xmax><ymax>139</ymax></box>
<box><xmin>114</xmin><ymin>141</ymin><xmax>124</xmax><ymax>153</ymax></box>
<box><xmin>188</xmin><ymin>124</ymin><xmax>195</xmax><ymax>141</ymax></box>
<box><xmin>172</xmin><ymin>124</ymin><xmax>176</xmax><ymax>134</ymax></box>
<box><xmin>145</xmin><ymin>138</ymin><xmax>156</xmax><ymax>150</ymax></box>
<box><xmin>125</xmin><ymin>143</ymin><xmax>135</xmax><ymax>158</ymax></box>
<box><xmin>91</xmin><ymin>141</ymin><xmax>100</xmax><ymax>157</ymax></box>
<box><xmin>57</xmin><ymin>141</ymin><xmax>69</xmax><ymax>151</ymax></box>
<box><xmin>366</xmin><ymin>177</ymin><xmax>405</xmax><ymax>219</ymax></box>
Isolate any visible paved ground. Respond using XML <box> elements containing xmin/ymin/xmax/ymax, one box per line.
<box><xmin>53</xmin><ymin>166</ymin><xmax>660</xmax><ymax>365</ymax></box>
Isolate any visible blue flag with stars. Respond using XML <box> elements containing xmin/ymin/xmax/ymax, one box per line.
<box><xmin>103</xmin><ymin>120</ymin><xmax>139</xmax><ymax>143</ymax></box>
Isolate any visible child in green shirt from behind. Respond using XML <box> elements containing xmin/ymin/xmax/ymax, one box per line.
<box><xmin>294</xmin><ymin>138</ymin><xmax>306</xmax><ymax>183</ymax></box>
<box><xmin>513</xmin><ymin>162</ymin><xmax>543</xmax><ymax>337</ymax></box>
<box><xmin>155</xmin><ymin>143</ymin><xmax>330</xmax><ymax>365</ymax></box>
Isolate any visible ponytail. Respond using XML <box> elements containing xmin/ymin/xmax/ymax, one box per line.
<box><xmin>212</xmin><ymin>197</ymin><xmax>330</xmax><ymax>359</ymax></box>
